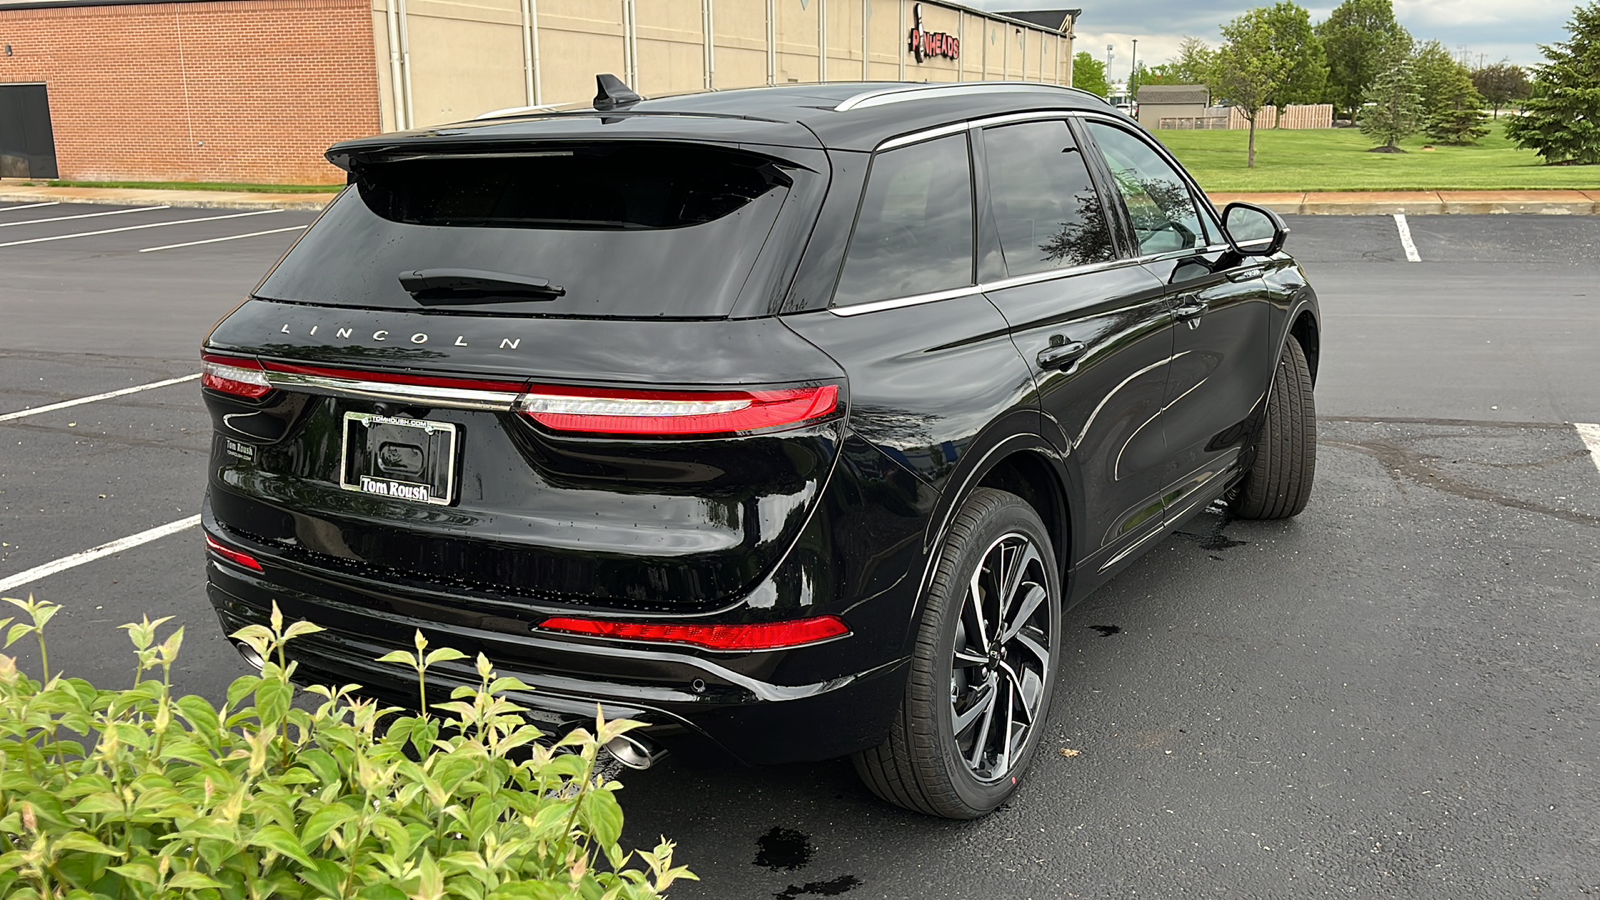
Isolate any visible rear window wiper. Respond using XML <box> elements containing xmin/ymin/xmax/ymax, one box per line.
<box><xmin>398</xmin><ymin>268</ymin><xmax>567</xmax><ymax>304</ymax></box>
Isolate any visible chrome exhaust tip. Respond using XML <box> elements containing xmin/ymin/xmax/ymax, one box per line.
<box><xmin>603</xmin><ymin>733</ymin><xmax>668</xmax><ymax>770</ymax></box>
<box><xmin>233</xmin><ymin>640</ymin><xmax>265</xmax><ymax>671</ymax></box>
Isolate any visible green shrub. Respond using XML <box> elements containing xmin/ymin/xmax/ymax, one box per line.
<box><xmin>0</xmin><ymin>594</ymin><xmax>693</xmax><ymax>900</ymax></box>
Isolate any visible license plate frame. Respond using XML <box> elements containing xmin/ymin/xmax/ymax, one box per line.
<box><xmin>339</xmin><ymin>412</ymin><xmax>459</xmax><ymax>507</ymax></box>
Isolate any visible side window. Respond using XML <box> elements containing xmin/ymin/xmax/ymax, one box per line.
<box><xmin>981</xmin><ymin>120</ymin><xmax>1117</xmax><ymax>277</ymax></box>
<box><xmin>833</xmin><ymin>134</ymin><xmax>974</xmax><ymax>307</ymax></box>
<box><xmin>1085</xmin><ymin>122</ymin><xmax>1205</xmax><ymax>256</ymax></box>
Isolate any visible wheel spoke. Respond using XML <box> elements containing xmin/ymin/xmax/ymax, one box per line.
<box><xmin>951</xmin><ymin>674</ymin><xmax>996</xmax><ymax>739</ymax></box>
<box><xmin>1002</xmin><ymin>583</ymin><xmax>1047</xmax><ymax>643</ymax></box>
<box><xmin>965</xmin><ymin>680</ymin><xmax>999</xmax><ymax>769</ymax></box>
<box><xmin>996</xmin><ymin>540</ymin><xmax>1041</xmax><ymax>631</ymax></box>
<box><xmin>965</xmin><ymin>566</ymin><xmax>990</xmax><ymax>649</ymax></box>
<box><xmin>953</xmin><ymin>649</ymin><xmax>989</xmax><ymax>669</ymax></box>
<box><xmin>1012</xmin><ymin>630</ymin><xmax>1050</xmax><ymax>668</ymax></box>
<box><xmin>999</xmin><ymin>661</ymin><xmax>1037</xmax><ymax>725</ymax></box>
<box><xmin>996</xmin><ymin>677</ymin><xmax>1016</xmax><ymax>775</ymax></box>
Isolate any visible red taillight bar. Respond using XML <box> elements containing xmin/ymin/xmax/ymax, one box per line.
<box><xmin>517</xmin><ymin>384</ymin><xmax>840</xmax><ymax>436</ymax></box>
<box><xmin>536</xmin><ymin>615</ymin><xmax>849</xmax><ymax>651</ymax></box>
<box><xmin>201</xmin><ymin>353</ymin><xmax>272</xmax><ymax>400</ymax></box>
<box><xmin>205</xmin><ymin>534</ymin><xmax>263</xmax><ymax>572</ymax></box>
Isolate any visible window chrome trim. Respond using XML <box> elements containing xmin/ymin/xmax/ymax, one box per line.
<box><xmin>829</xmin><ymin>285</ymin><xmax>984</xmax><ymax>317</ymax></box>
<box><xmin>877</xmin><ymin>121</ymin><xmax>974</xmax><ymax>151</ymax></box>
<box><xmin>834</xmin><ymin>81</ymin><xmax>1092</xmax><ymax>112</ymax></box>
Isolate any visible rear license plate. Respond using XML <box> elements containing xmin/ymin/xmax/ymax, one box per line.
<box><xmin>340</xmin><ymin>412</ymin><xmax>458</xmax><ymax>506</ymax></box>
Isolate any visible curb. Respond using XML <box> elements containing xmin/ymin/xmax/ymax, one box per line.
<box><xmin>0</xmin><ymin>184</ymin><xmax>338</xmax><ymax>211</ymax></box>
<box><xmin>1208</xmin><ymin>190</ymin><xmax>1600</xmax><ymax>216</ymax></box>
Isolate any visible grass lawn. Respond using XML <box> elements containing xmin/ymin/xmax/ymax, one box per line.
<box><xmin>1156</xmin><ymin>120</ymin><xmax>1600</xmax><ymax>193</ymax></box>
<box><xmin>29</xmin><ymin>179</ymin><xmax>338</xmax><ymax>194</ymax></box>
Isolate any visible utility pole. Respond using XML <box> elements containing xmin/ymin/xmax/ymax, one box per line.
<box><xmin>1131</xmin><ymin>38</ymin><xmax>1138</xmax><ymax>90</ymax></box>
<box><xmin>1105</xmin><ymin>43</ymin><xmax>1113</xmax><ymax>76</ymax></box>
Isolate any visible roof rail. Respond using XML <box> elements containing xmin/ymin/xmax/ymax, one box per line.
<box><xmin>474</xmin><ymin>100</ymin><xmax>589</xmax><ymax>120</ymax></box>
<box><xmin>834</xmin><ymin>81</ymin><xmax>1101</xmax><ymax>112</ymax></box>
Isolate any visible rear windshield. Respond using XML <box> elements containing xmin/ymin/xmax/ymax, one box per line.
<box><xmin>256</xmin><ymin>143</ymin><xmax>798</xmax><ymax>317</ymax></box>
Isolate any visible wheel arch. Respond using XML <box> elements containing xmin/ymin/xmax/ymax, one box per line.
<box><xmin>1290</xmin><ymin>308</ymin><xmax>1320</xmax><ymax>384</ymax></box>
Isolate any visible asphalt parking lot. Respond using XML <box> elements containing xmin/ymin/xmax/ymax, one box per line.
<box><xmin>2</xmin><ymin>201</ymin><xmax>1598</xmax><ymax>898</ymax></box>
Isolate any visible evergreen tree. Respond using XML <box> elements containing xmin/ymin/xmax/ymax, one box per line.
<box><xmin>1414</xmin><ymin>41</ymin><xmax>1489</xmax><ymax>144</ymax></box>
<box><xmin>1506</xmin><ymin>0</ymin><xmax>1600</xmax><ymax>165</ymax></box>
<box><xmin>1316</xmin><ymin>0</ymin><xmax>1412</xmax><ymax>121</ymax></box>
<box><xmin>1073</xmin><ymin>52</ymin><xmax>1111</xmax><ymax>97</ymax></box>
<box><xmin>1423</xmin><ymin>70</ymin><xmax>1490</xmax><ymax>144</ymax></box>
<box><xmin>1359</xmin><ymin>53</ymin><xmax>1423</xmax><ymax>151</ymax></box>
<box><xmin>1470</xmin><ymin>62</ymin><xmax>1531</xmax><ymax>118</ymax></box>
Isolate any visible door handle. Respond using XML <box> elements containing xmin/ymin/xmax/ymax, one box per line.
<box><xmin>1037</xmin><ymin>338</ymin><xmax>1087</xmax><ymax>370</ymax></box>
<box><xmin>1173</xmin><ymin>298</ymin><xmax>1207</xmax><ymax>321</ymax></box>
<box><xmin>1227</xmin><ymin>265</ymin><xmax>1266</xmax><ymax>282</ymax></box>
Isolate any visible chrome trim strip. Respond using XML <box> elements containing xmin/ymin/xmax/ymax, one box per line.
<box><xmin>878</xmin><ymin>121</ymin><xmax>974</xmax><ymax>151</ymax></box>
<box><xmin>828</xmin><ymin>285</ymin><xmax>984</xmax><ymax>317</ymax></box>
<box><xmin>264</xmin><ymin>372</ymin><xmax>521</xmax><ymax>411</ymax></box>
<box><xmin>835</xmin><ymin>81</ymin><xmax>1091</xmax><ymax>112</ymax></box>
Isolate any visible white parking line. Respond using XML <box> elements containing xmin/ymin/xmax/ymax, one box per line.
<box><xmin>140</xmin><ymin>224</ymin><xmax>307</xmax><ymax>253</ymax></box>
<box><xmin>0</xmin><ymin>373</ymin><xmax>200</xmax><ymax>423</ymax></box>
<box><xmin>0</xmin><ymin>204</ymin><xmax>169</xmax><ymax>229</ymax></box>
<box><xmin>1393</xmin><ymin>214</ymin><xmax>1421</xmax><ymax>262</ymax></box>
<box><xmin>0</xmin><ymin>516</ymin><xmax>200</xmax><ymax>594</ymax></box>
<box><xmin>1579</xmin><ymin>423</ymin><xmax>1600</xmax><ymax>475</ymax></box>
<box><xmin>0</xmin><ymin>209</ymin><xmax>281</xmax><ymax>249</ymax></box>
<box><xmin>0</xmin><ymin>201</ymin><xmax>61</xmax><ymax>213</ymax></box>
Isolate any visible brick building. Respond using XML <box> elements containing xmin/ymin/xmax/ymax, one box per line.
<box><xmin>0</xmin><ymin>0</ymin><xmax>1076</xmax><ymax>185</ymax></box>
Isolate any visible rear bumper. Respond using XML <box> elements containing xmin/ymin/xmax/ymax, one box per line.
<box><xmin>203</xmin><ymin>516</ymin><xmax>911</xmax><ymax>766</ymax></box>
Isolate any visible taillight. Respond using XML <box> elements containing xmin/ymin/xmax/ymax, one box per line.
<box><xmin>201</xmin><ymin>353</ymin><xmax>272</xmax><ymax>400</ymax></box>
<box><xmin>516</xmin><ymin>384</ymin><xmax>839</xmax><ymax>436</ymax></box>
<box><xmin>536</xmin><ymin>615</ymin><xmax>849</xmax><ymax>651</ymax></box>
<box><xmin>205</xmin><ymin>534</ymin><xmax>263</xmax><ymax>572</ymax></box>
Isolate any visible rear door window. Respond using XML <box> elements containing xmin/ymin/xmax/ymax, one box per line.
<box><xmin>980</xmin><ymin>120</ymin><xmax>1117</xmax><ymax>276</ymax></box>
<box><xmin>255</xmin><ymin>143</ymin><xmax>801</xmax><ymax>318</ymax></box>
<box><xmin>832</xmin><ymin>134</ymin><xmax>975</xmax><ymax>307</ymax></box>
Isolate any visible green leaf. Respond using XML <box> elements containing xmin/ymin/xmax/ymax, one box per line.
<box><xmin>303</xmin><ymin>802</ymin><xmax>358</xmax><ymax>847</ymax></box>
<box><xmin>424</xmin><ymin>647</ymin><xmax>467</xmax><ymax>667</ymax></box>
<box><xmin>282</xmin><ymin>620</ymin><xmax>325</xmax><ymax>641</ymax></box>
<box><xmin>108</xmin><ymin>860</ymin><xmax>162</xmax><ymax>886</ymax></box>
<box><xmin>376</xmin><ymin>650</ymin><xmax>417</xmax><ymax>667</ymax></box>
<box><xmin>5</xmin><ymin>622</ymin><xmax>33</xmax><ymax>648</ymax></box>
<box><xmin>298</xmin><ymin>858</ymin><xmax>346</xmax><ymax>898</ymax></box>
<box><xmin>579</xmin><ymin>789</ymin><xmax>624</xmax><ymax>848</ymax></box>
<box><xmin>169</xmin><ymin>870</ymin><xmax>228</xmax><ymax>890</ymax></box>
<box><xmin>249</xmin><ymin>824</ymin><xmax>317</xmax><ymax>868</ymax></box>
<box><xmin>67</xmin><ymin>793</ymin><xmax>124</xmax><ymax>817</ymax></box>
<box><xmin>226</xmin><ymin>674</ymin><xmax>263</xmax><ymax>709</ymax></box>
<box><xmin>257</xmin><ymin>678</ymin><xmax>293</xmax><ymax>725</ymax></box>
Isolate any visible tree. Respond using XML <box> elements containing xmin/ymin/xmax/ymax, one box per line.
<box><xmin>1316</xmin><ymin>0</ymin><xmax>1412</xmax><ymax>121</ymax></box>
<box><xmin>1359</xmin><ymin>51</ymin><xmax>1423</xmax><ymax>151</ymax></box>
<box><xmin>1212</xmin><ymin>8</ymin><xmax>1295</xmax><ymax>167</ymax></box>
<box><xmin>1258</xmin><ymin>2</ymin><xmax>1329</xmax><ymax>127</ymax></box>
<box><xmin>1471</xmin><ymin>62</ymin><xmax>1531</xmax><ymax>118</ymax></box>
<box><xmin>1505</xmin><ymin>1</ymin><xmax>1600</xmax><ymax>165</ymax></box>
<box><xmin>1073</xmin><ymin>51</ymin><xmax>1110</xmax><ymax>97</ymax></box>
<box><xmin>1169</xmin><ymin>36</ymin><xmax>1218</xmax><ymax>85</ymax></box>
<box><xmin>1412</xmin><ymin>41</ymin><xmax>1488</xmax><ymax>144</ymax></box>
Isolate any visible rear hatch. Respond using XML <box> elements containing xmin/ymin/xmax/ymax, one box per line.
<box><xmin>202</xmin><ymin>135</ymin><xmax>844</xmax><ymax>613</ymax></box>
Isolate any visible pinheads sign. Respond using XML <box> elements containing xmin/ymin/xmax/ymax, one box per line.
<box><xmin>908</xmin><ymin>3</ymin><xmax>959</xmax><ymax>62</ymax></box>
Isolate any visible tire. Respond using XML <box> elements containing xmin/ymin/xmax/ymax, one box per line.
<box><xmin>853</xmin><ymin>488</ymin><xmax>1061</xmax><ymax>819</ymax></box>
<box><xmin>1234</xmin><ymin>337</ymin><xmax>1316</xmax><ymax>520</ymax></box>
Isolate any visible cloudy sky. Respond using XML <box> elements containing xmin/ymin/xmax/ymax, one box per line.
<box><xmin>979</xmin><ymin>0</ymin><xmax>1579</xmax><ymax>76</ymax></box>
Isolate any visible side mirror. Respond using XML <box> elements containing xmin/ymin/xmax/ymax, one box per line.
<box><xmin>1221</xmin><ymin>202</ymin><xmax>1289</xmax><ymax>257</ymax></box>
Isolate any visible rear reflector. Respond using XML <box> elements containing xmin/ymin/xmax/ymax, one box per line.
<box><xmin>536</xmin><ymin>615</ymin><xmax>849</xmax><ymax>651</ymax></box>
<box><xmin>517</xmin><ymin>384</ymin><xmax>839</xmax><ymax>436</ymax></box>
<box><xmin>205</xmin><ymin>534</ymin><xmax>263</xmax><ymax>572</ymax></box>
<box><xmin>201</xmin><ymin>354</ymin><xmax>272</xmax><ymax>400</ymax></box>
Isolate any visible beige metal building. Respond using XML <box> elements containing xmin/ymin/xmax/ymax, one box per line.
<box><xmin>374</xmin><ymin>1</ymin><xmax>1079</xmax><ymax>131</ymax></box>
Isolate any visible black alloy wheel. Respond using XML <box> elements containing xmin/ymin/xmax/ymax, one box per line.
<box><xmin>854</xmin><ymin>488</ymin><xmax>1061</xmax><ymax>818</ymax></box>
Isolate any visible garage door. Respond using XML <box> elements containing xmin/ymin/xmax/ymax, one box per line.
<box><xmin>0</xmin><ymin>83</ymin><xmax>60</xmax><ymax>179</ymax></box>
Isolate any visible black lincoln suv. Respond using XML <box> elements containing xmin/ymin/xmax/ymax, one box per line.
<box><xmin>200</xmin><ymin>78</ymin><xmax>1319</xmax><ymax>819</ymax></box>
